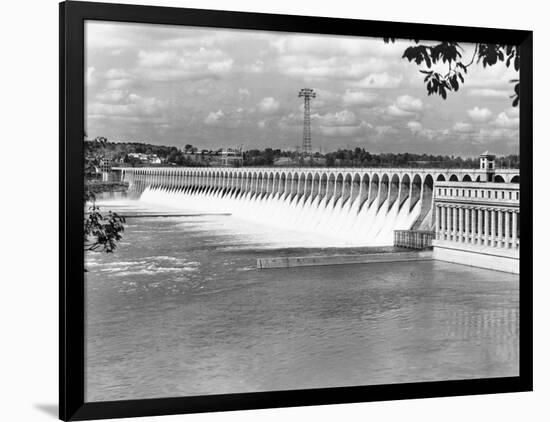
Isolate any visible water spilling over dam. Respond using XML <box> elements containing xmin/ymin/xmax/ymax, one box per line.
<box><xmin>116</xmin><ymin>167</ymin><xmax>518</xmax><ymax>247</ymax></box>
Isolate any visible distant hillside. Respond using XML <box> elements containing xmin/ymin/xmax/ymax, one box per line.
<box><xmin>84</xmin><ymin>140</ymin><xmax>207</xmax><ymax>167</ymax></box>
<box><xmin>84</xmin><ymin>139</ymin><xmax>520</xmax><ymax>169</ymax></box>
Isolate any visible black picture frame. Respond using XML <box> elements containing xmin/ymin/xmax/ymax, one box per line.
<box><xmin>60</xmin><ymin>1</ymin><xmax>533</xmax><ymax>420</ymax></box>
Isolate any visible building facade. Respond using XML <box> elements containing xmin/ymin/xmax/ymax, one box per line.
<box><xmin>219</xmin><ymin>148</ymin><xmax>243</xmax><ymax>167</ymax></box>
<box><xmin>432</xmin><ymin>181</ymin><xmax>520</xmax><ymax>273</ymax></box>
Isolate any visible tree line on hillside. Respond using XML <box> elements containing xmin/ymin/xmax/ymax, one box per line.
<box><xmin>243</xmin><ymin>148</ymin><xmax>303</xmax><ymax>166</ymax></box>
<box><xmin>84</xmin><ymin>139</ymin><xmax>519</xmax><ymax>169</ymax></box>
<box><xmin>323</xmin><ymin>148</ymin><xmax>519</xmax><ymax>169</ymax></box>
<box><xmin>245</xmin><ymin>147</ymin><xmax>519</xmax><ymax>169</ymax></box>
<box><xmin>85</xmin><ymin>140</ymin><xmax>204</xmax><ymax>167</ymax></box>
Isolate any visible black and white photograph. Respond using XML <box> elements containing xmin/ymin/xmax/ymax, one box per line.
<box><xmin>4</xmin><ymin>0</ymin><xmax>549</xmax><ymax>420</ymax></box>
<box><xmin>81</xmin><ymin>17</ymin><xmax>523</xmax><ymax>404</ymax></box>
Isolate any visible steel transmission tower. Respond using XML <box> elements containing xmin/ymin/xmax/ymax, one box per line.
<box><xmin>298</xmin><ymin>88</ymin><xmax>316</xmax><ymax>158</ymax></box>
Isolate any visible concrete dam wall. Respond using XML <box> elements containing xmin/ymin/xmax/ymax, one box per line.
<box><xmin>117</xmin><ymin>167</ymin><xmax>516</xmax><ymax>246</ymax></box>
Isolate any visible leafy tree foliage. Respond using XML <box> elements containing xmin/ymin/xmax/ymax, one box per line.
<box><xmin>164</xmin><ymin>147</ymin><xmax>202</xmax><ymax>166</ymax></box>
<box><xmin>84</xmin><ymin>139</ymin><xmax>126</xmax><ymax>268</ymax></box>
<box><xmin>243</xmin><ymin>148</ymin><xmax>276</xmax><ymax>166</ymax></box>
<box><xmin>384</xmin><ymin>39</ymin><xmax>519</xmax><ymax>106</ymax></box>
<box><xmin>84</xmin><ymin>201</ymin><xmax>126</xmax><ymax>254</ymax></box>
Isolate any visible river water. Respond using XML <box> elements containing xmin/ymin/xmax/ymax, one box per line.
<box><xmin>84</xmin><ymin>199</ymin><xmax>519</xmax><ymax>402</ymax></box>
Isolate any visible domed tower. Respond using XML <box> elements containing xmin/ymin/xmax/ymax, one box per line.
<box><xmin>479</xmin><ymin>151</ymin><xmax>496</xmax><ymax>182</ymax></box>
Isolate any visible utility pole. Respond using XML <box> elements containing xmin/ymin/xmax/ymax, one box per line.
<box><xmin>298</xmin><ymin>88</ymin><xmax>316</xmax><ymax>159</ymax></box>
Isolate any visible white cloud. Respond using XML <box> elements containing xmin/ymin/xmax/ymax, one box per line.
<box><xmin>257</xmin><ymin>97</ymin><xmax>280</xmax><ymax>114</ymax></box>
<box><xmin>88</xmin><ymin>93</ymin><xmax>166</xmax><ymax>119</ymax></box>
<box><xmin>86</xmin><ymin>21</ymin><xmax>138</xmax><ymax>50</ymax></box>
<box><xmin>387</xmin><ymin>95</ymin><xmax>423</xmax><ymax>117</ymax></box>
<box><xmin>86</xmin><ymin>67</ymin><xmax>96</xmax><ymax>87</ymax></box>
<box><xmin>388</xmin><ymin>105</ymin><xmax>415</xmax><ymax>117</ymax></box>
<box><xmin>468</xmin><ymin>88</ymin><xmax>510</xmax><ymax>98</ymax></box>
<box><xmin>105</xmin><ymin>68</ymin><xmax>132</xmax><ymax>79</ymax></box>
<box><xmin>105</xmin><ymin>79</ymin><xmax>133</xmax><ymax>90</ymax></box>
<box><xmin>466</xmin><ymin>62</ymin><xmax>518</xmax><ymax>89</ymax></box>
<box><xmin>311</xmin><ymin>89</ymin><xmax>341</xmax><ymax>109</ymax></box>
<box><xmin>320</xmin><ymin>124</ymin><xmax>368</xmax><ymax>137</ymax></box>
<box><xmin>417</xmin><ymin>129</ymin><xmax>437</xmax><ymax>140</ymax></box>
<box><xmin>270</xmin><ymin>35</ymin><xmax>406</xmax><ymax>58</ymax></box>
<box><xmin>453</xmin><ymin>122</ymin><xmax>474</xmax><ymax>133</ymax></box>
<box><xmin>467</xmin><ymin>107</ymin><xmax>493</xmax><ymax>123</ymax></box>
<box><xmin>238</xmin><ymin>88</ymin><xmax>251</xmax><ymax>100</ymax></box>
<box><xmin>342</xmin><ymin>90</ymin><xmax>378</xmax><ymax>106</ymax></box>
<box><xmin>159</xmin><ymin>30</ymin><xmax>257</xmax><ymax>49</ymax></box>
<box><xmin>505</xmin><ymin>107</ymin><xmax>520</xmax><ymax>118</ymax></box>
<box><xmin>278</xmin><ymin>114</ymin><xmax>300</xmax><ymax>131</ymax></box>
<box><xmin>137</xmin><ymin>50</ymin><xmax>179</xmax><ymax>67</ymax></box>
<box><xmin>375</xmin><ymin>125</ymin><xmax>398</xmax><ymax>136</ymax></box>
<box><xmin>406</xmin><ymin>121</ymin><xmax>455</xmax><ymax>140</ymax></box>
<box><xmin>244</xmin><ymin>60</ymin><xmax>264</xmax><ymax>73</ymax></box>
<box><xmin>314</xmin><ymin>110</ymin><xmax>359</xmax><ymax>127</ymax></box>
<box><xmin>204</xmin><ymin>110</ymin><xmax>225</xmax><ymax>125</ymax></box>
<box><xmin>477</xmin><ymin>127</ymin><xmax>519</xmax><ymax>141</ymax></box>
<box><xmin>494</xmin><ymin>111</ymin><xmax>519</xmax><ymax>129</ymax></box>
<box><xmin>395</xmin><ymin>95</ymin><xmax>423</xmax><ymax>112</ymax></box>
<box><xmin>95</xmin><ymin>90</ymin><xmax>127</xmax><ymax>103</ymax></box>
<box><xmin>406</xmin><ymin>121</ymin><xmax>423</xmax><ymax>133</ymax></box>
<box><xmin>136</xmin><ymin>47</ymin><xmax>234</xmax><ymax>81</ymax></box>
<box><xmin>102</xmin><ymin>68</ymin><xmax>134</xmax><ymax>90</ymax></box>
<box><xmin>208</xmin><ymin>59</ymin><xmax>233</xmax><ymax>72</ymax></box>
<box><xmin>276</xmin><ymin>55</ymin><xmax>387</xmax><ymax>81</ymax></box>
<box><xmin>355</xmin><ymin>73</ymin><xmax>403</xmax><ymax>89</ymax></box>
<box><xmin>313</xmin><ymin>110</ymin><xmax>371</xmax><ymax>137</ymax></box>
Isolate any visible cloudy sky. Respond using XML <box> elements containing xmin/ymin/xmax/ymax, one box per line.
<box><xmin>85</xmin><ymin>21</ymin><xmax>519</xmax><ymax>156</ymax></box>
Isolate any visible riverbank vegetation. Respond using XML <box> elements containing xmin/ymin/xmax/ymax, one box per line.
<box><xmin>84</xmin><ymin>141</ymin><xmax>126</xmax><ymax>268</ymax></box>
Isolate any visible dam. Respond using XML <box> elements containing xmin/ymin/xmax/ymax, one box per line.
<box><xmin>114</xmin><ymin>162</ymin><xmax>519</xmax><ymax>251</ymax></box>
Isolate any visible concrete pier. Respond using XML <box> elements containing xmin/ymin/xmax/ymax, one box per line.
<box><xmin>257</xmin><ymin>251</ymin><xmax>433</xmax><ymax>269</ymax></box>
